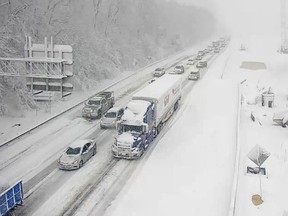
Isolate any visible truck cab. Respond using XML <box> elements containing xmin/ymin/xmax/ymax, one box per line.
<box><xmin>112</xmin><ymin>100</ymin><xmax>155</xmax><ymax>159</ymax></box>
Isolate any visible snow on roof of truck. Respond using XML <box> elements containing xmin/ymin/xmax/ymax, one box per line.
<box><xmin>122</xmin><ymin>100</ymin><xmax>151</xmax><ymax>125</ymax></box>
<box><xmin>116</xmin><ymin>132</ymin><xmax>135</xmax><ymax>144</ymax></box>
<box><xmin>133</xmin><ymin>74</ymin><xmax>182</xmax><ymax>100</ymax></box>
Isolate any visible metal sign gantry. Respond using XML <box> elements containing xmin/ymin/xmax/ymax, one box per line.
<box><xmin>0</xmin><ymin>36</ymin><xmax>73</xmax><ymax>99</ymax></box>
<box><xmin>280</xmin><ymin>0</ymin><xmax>288</xmax><ymax>53</ymax></box>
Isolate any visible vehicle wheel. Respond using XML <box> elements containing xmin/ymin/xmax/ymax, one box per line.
<box><xmin>79</xmin><ymin>161</ymin><xmax>83</xmax><ymax>169</ymax></box>
<box><xmin>156</xmin><ymin>123</ymin><xmax>162</xmax><ymax>135</ymax></box>
<box><xmin>93</xmin><ymin>147</ymin><xmax>96</xmax><ymax>156</ymax></box>
<box><xmin>143</xmin><ymin>141</ymin><xmax>148</xmax><ymax>150</ymax></box>
<box><xmin>174</xmin><ymin>101</ymin><xmax>179</xmax><ymax>111</ymax></box>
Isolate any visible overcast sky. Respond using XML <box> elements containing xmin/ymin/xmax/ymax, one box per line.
<box><xmin>175</xmin><ymin>0</ymin><xmax>281</xmax><ymax>37</ymax></box>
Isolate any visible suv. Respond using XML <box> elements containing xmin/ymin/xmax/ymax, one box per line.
<box><xmin>100</xmin><ymin>107</ymin><xmax>124</xmax><ymax>129</ymax></box>
<box><xmin>153</xmin><ymin>67</ymin><xmax>165</xmax><ymax>77</ymax></box>
<box><xmin>196</xmin><ymin>61</ymin><xmax>207</xmax><ymax>68</ymax></box>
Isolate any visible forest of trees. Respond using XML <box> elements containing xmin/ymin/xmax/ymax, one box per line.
<box><xmin>0</xmin><ymin>0</ymin><xmax>216</xmax><ymax>115</ymax></box>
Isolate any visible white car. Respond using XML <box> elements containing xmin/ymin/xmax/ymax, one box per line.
<box><xmin>169</xmin><ymin>65</ymin><xmax>184</xmax><ymax>74</ymax></box>
<box><xmin>188</xmin><ymin>69</ymin><xmax>200</xmax><ymax>80</ymax></box>
<box><xmin>186</xmin><ymin>59</ymin><xmax>196</xmax><ymax>66</ymax></box>
<box><xmin>100</xmin><ymin>107</ymin><xmax>124</xmax><ymax>129</ymax></box>
<box><xmin>58</xmin><ymin>139</ymin><xmax>97</xmax><ymax>170</ymax></box>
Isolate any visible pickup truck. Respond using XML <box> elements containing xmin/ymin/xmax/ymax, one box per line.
<box><xmin>82</xmin><ymin>91</ymin><xmax>115</xmax><ymax>119</ymax></box>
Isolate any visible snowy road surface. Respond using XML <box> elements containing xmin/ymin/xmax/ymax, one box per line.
<box><xmin>0</xmin><ymin>41</ymin><xmax>217</xmax><ymax>215</ymax></box>
<box><xmin>103</xmin><ymin>45</ymin><xmax>238</xmax><ymax>216</ymax></box>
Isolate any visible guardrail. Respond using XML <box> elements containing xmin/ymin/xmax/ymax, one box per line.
<box><xmin>228</xmin><ymin>83</ymin><xmax>242</xmax><ymax>216</ymax></box>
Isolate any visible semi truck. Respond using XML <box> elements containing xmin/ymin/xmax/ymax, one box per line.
<box><xmin>82</xmin><ymin>91</ymin><xmax>114</xmax><ymax>119</ymax></box>
<box><xmin>0</xmin><ymin>179</ymin><xmax>23</xmax><ymax>216</ymax></box>
<box><xmin>112</xmin><ymin>74</ymin><xmax>182</xmax><ymax>159</ymax></box>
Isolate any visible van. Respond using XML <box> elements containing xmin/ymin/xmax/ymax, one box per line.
<box><xmin>100</xmin><ymin>107</ymin><xmax>124</xmax><ymax>129</ymax></box>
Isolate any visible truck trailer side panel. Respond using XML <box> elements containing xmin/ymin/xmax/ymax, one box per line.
<box><xmin>132</xmin><ymin>74</ymin><xmax>182</xmax><ymax>127</ymax></box>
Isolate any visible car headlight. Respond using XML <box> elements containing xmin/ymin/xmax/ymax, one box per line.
<box><xmin>72</xmin><ymin>160</ymin><xmax>78</xmax><ymax>165</ymax></box>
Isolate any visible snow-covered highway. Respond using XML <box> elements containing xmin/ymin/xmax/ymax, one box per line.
<box><xmin>0</xmin><ymin>42</ymin><xmax>220</xmax><ymax>215</ymax></box>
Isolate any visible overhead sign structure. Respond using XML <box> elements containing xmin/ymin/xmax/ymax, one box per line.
<box><xmin>0</xmin><ymin>36</ymin><xmax>73</xmax><ymax>99</ymax></box>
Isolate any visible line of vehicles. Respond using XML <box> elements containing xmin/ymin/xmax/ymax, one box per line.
<box><xmin>57</xmin><ymin>37</ymin><xmax>230</xmax><ymax>170</ymax></box>
<box><xmin>0</xmin><ymin>37</ymin><xmax>229</xmax><ymax>216</ymax></box>
<box><xmin>40</xmin><ymin>38</ymin><xmax>234</xmax><ymax>170</ymax></box>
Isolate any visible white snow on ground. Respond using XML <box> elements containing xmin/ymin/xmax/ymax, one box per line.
<box><xmin>104</xmin><ymin>47</ymin><xmax>239</xmax><ymax>216</ymax></box>
<box><xmin>226</xmin><ymin>37</ymin><xmax>288</xmax><ymax>215</ymax></box>
<box><xmin>3</xmin><ymin>35</ymin><xmax>288</xmax><ymax>216</ymax></box>
<box><xmin>104</xmin><ymin>35</ymin><xmax>288</xmax><ymax>216</ymax></box>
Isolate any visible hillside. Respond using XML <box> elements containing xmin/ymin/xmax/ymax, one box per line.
<box><xmin>0</xmin><ymin>0</ymin><xmax>216</xmax><ymax>116</ymax></box>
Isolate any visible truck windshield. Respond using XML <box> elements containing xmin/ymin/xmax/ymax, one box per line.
<box><xmin>122</xmin><ymin>124</ymin><xmax>142</xmax><ymax>133</ymax></box>
<box><xmin>88</xmin><ymin>100</ymin><xmax>100</xmax><ymax>106</ymax></box>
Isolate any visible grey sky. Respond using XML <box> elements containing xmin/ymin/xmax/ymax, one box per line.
<box><xmin>174</xmin><ymin>0</ymin><xmax>281</xmax><ymax>37</ymax></box>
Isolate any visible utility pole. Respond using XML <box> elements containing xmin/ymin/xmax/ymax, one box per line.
<box><xmin>0</xmin><ymin>0</ymin><xmax>10</xmax><ymax>23</ymax></box>
<box><xmin>280</xmin><ymin>0</ymin><xmax>288</xmax><ymax>53</ymax></box>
